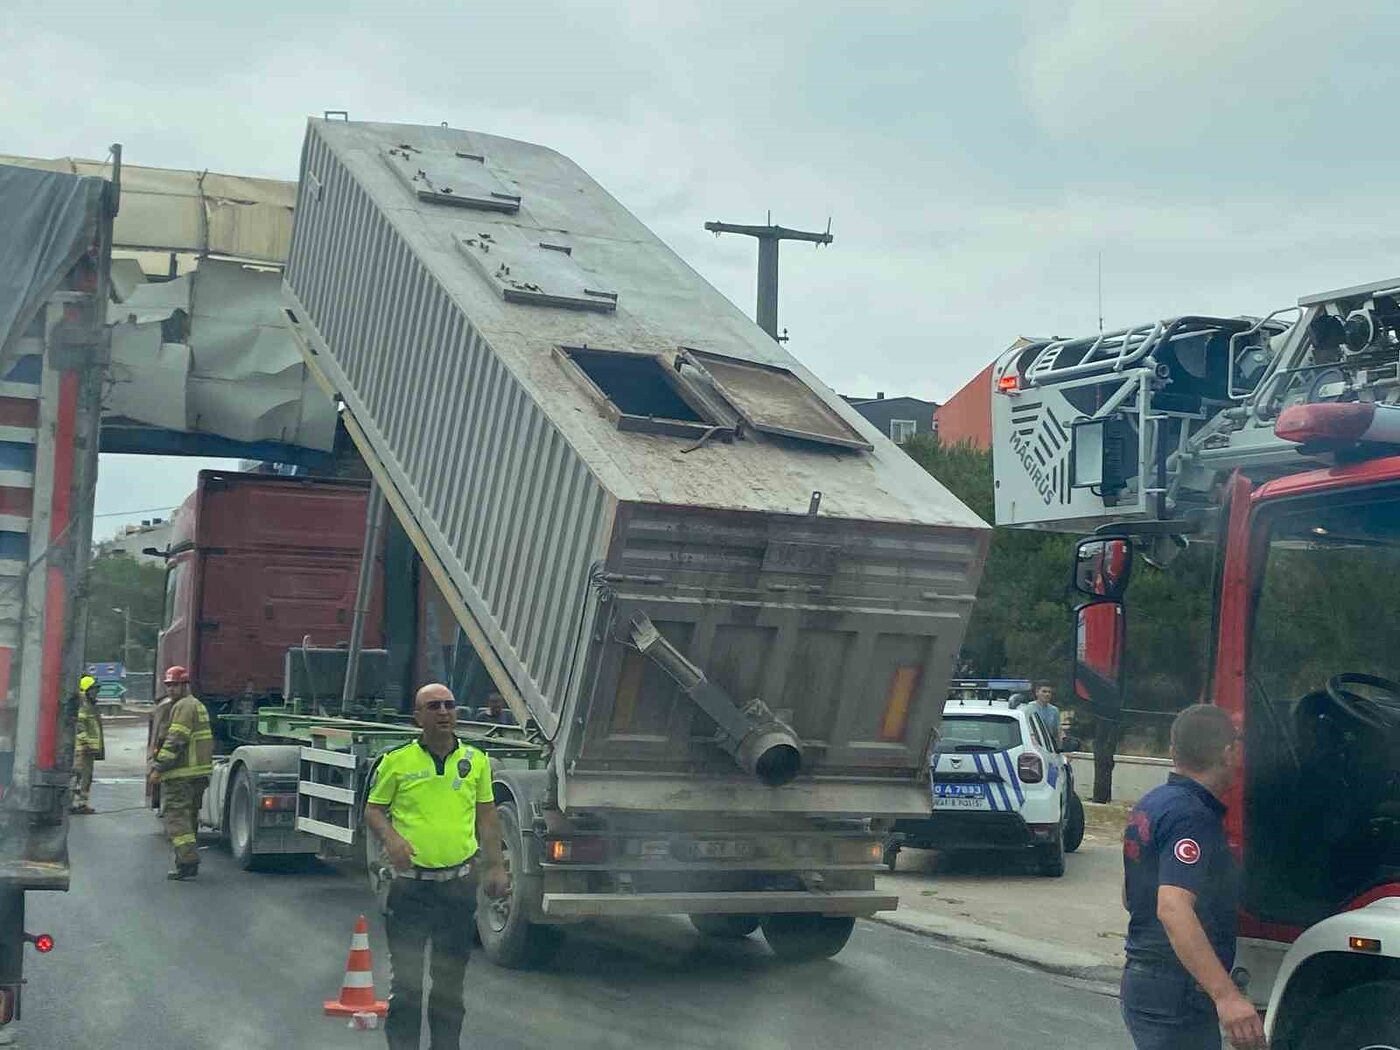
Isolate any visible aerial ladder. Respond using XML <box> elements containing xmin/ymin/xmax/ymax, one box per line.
<box><xmin>991</xmin><ymin>277</ymin><xmax>1400</xmax><ymax>1046</ymax></box>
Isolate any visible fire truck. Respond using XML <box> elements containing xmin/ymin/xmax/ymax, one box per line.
<box><xmin>991</xmin><ymin>277</ymin><xmax>1400</xmax><ymax>1048</ymax></box>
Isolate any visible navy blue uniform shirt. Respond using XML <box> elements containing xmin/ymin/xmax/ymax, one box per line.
<box><xmin>1123</xmin><ymin>773</ymin><xmax>1239</xmax><ymax>973</ymax></box>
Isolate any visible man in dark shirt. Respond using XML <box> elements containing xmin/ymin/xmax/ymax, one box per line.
<box><xmin>1121</xmin><ymin>704</ymin><xmax>1265</xmax><ymax>1049</ymax></box>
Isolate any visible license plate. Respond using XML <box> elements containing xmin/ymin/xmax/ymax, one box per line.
<box><xmin>932</xmin><ymin>783</ymin><xmax>989</xmax><ymax>810</ymax></box>
<box><xmin>933</xmin><ymin>783</ymin><xmax>985</xmax><ymax>797</ymax></box>
<box><xmin>690</xmin><ymin>839</ymin><xmax>754</xmax><ymax>860</ymax></box>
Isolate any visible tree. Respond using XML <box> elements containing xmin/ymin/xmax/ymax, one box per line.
<box><xmin>904</xmin><ymin>435</ymin><xmax>1213</xmax><ymax>754</ymax></box>
<box><xmin>83</xmin><ymin>553</ymin><xmax>166</xmax><ymax>671</ymax></box>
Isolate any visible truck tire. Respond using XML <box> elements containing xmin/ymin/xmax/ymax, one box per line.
<box><xmin>1037</xmin><ymin>828</ymin><xmax>1066</xmax><ymax>877</ymax></box>
<box><xmin>1295</xmin><ymin>980</ymin><xmax>1400</xmax><ymax>1049</ymax></box>
<box><xmin>690</xmin><ymin>914</ymin><xmax>760</xmax><ymax>939</ymax></box>
<box><xmin>1064</xmin><ymin>793</ymin><xmax>1085</xmax><ymax>854</ymax></box>
<box><xmin>760</xmin><ymin>914</ymin><xmax>856</xmax><ymax>961</ymax></box>
<box><xmin>228</xmin><ymin>767</ymin><xmax>267</xmax><ymax>872</ymax></box>
<box><xmin>476</xmin><ymin>802</ymin><xmax>561</xmax><ymax>969</ymax></box>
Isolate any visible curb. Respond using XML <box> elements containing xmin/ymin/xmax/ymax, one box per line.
<box><xmin>866</xmin><ymin>913</ymin><xmax>1122</xmax><ymax>988</ymax></box>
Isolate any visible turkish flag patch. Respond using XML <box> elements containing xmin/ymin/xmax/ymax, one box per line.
<box><xmin>1174</xmin><ymin>838</ymin><xmax>1201</xmax><ymax>864</ymax></box>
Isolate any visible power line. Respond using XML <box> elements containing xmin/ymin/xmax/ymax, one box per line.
<box><xmin>92</xmin><ymin>506</ymin><xmax>176</xmax><ymax>520</ymax></box>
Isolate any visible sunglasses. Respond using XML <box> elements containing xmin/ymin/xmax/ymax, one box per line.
<box><xmin>423</xmin><ymin>699</ymin><xmax>457</xmax><ymax>712</ymax></box>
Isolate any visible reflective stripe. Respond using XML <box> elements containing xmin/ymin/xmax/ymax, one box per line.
<box><xmin>162</xmin><ymin>767</ymin><xmax>213</xmax><ymax>780</ymax></box>
<box><xmin>998</xmin><ymin>751</ymin><xmax>1025</xmax><ymax>806</ymax></box>
<box><xmin>350</xmin><ymin>932</ymin><xmax>369</xmax><ymax>951</ymax></box>
<box><xmin>973</xmin><ymin>754</ymin><xmax>1000</xmax><ymax>810</ymax></box>
<box><xmin>340</xmin><ymin>970</ymin><xmax>374</xmax><ymax>988</ymax></box>
<box><xmin>172</xmin><ymin>833</ymin><xmax>196</xmax><ymax>847</ymax></box>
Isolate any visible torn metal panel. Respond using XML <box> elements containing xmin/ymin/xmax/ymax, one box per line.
<box><xmin>106</xmin><ymin>325</ymin><xmax>189</xmax><ymax>432</ymax></box>
<box><xmin>100</xmin><ymin>259</ymin><xmax>334</xmax><ymax>452</ymax></box>
<box><xmin>0</xmin><ymin>155</ymin><xmax>295</xmax><ymax>264</ymax></box>
<box><xmin>107</xmin><ymin>273</ymin><xmax>190</xmax><ymax>325</ymax></box>
<box><xmin>108</xmin><ymin>257</ymin><xmax>147</xmax><ymax>303</ymax></box>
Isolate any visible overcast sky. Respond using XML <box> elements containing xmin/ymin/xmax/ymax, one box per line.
<box><xmin>6</xmin><ymin>0</ymin><xmax>1400</xmax><ymax>533</ymax></box>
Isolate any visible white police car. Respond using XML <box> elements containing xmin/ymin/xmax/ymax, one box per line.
<box><xmin>885</xmin><ymin>693</ymin><xmax>1085</xmax><ymax>877</ymax></box>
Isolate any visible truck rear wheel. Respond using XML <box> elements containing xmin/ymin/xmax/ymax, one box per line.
<box><xmin>760</xmin><ymin>914</ymin><xmax>856</xmax><ymax>961</ymax></box>
<box><xmin>477</xmin><ymin>802</ymin><xmax>561</xmax><ymax>969</ymax></box>
<box><xmin>1296</xmin><ymin>980</ymin><xmax>1400</xmax><ymax>1049</ymax></box>
<box><xmin>228</xmin><ymin>768</ymin><xmax>267</xmax><ymax>872</ymax></box>
<box><xmin>690</xmin><ymin>914</ymin><xmax>760</xmax><ymax>939</ymax></box>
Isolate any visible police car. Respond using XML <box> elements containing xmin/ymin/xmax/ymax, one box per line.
<box><xmin>885</xmin><ymin>690</ymin><xmax>1085</xmax><ymax>877</ymax></box>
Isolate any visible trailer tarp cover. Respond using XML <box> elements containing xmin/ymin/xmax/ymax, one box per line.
<box><xmin>0</xmin><ymin>162</ymin><xmax>105</xmax><ymax>363</ymax></box>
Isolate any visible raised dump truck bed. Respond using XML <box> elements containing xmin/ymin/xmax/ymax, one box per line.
<box><xmin>282</xmin><ymin>119</ymin><xmax>988</xmax><ymax>962</ymax></box>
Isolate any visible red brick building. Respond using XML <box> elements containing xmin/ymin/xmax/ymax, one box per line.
<box><xmin>933</xmin><ymin>363</ymin><xmax>993</xmax><ymax>450</ymax></box>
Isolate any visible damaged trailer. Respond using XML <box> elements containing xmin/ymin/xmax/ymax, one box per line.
<box><xmin>283</xmin><ymin>119</ymin><xmax>990</xmax><ymax>964</ymax></box>
<box><xmin>0</xmin><ymin>157</ymin><xmax>116</xmax><ymax>1027</ymax></box>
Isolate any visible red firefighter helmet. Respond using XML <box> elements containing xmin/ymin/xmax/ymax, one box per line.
<box><xmin>163</xmin><ymin>665</ymin><xmax>190</xmax><ymax>685</ymax></box>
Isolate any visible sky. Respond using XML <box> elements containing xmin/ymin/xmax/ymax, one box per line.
<box><xmin>6</xmin><ymin>0</ymin><xmax>1400</xmax><ymax>533</ymax></box>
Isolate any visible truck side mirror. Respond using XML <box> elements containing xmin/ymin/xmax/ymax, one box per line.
<box><xmin>1072</xmin><ymin>537</ymin><xmax>1132</xmax><ymax>600</ymax></box>
<box><xmin>1074</xmin><ymin>600</ymin><xmax>1125</xmax><ymax>713</ymax></box>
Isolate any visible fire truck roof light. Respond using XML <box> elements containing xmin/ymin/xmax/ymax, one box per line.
<box><xmin>1274</xmin><ymin>401</ymin><xmax>1400</xmax><ymax>446</ymax></box>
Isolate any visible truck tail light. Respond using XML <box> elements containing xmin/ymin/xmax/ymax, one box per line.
<box><xmin>878</xmin><ymin>665</ymin><xmax>922</xmax><ymax>743</ymax></box>
<box><xmin>1016</xmin><ymin>753</ymin><xmax>1044</xmax><ymax>783</ymax></box>
<box><xmin>260</xmin><ymin>794</ymin><xmax>297</xmax><ymax>811</ymax></box>
<box><xmin>997</xmin><ymin>374</ymin><xmax>1020</xmax><ymax>393</ymax></box>
<box><xmin>25</xmin><ymin>932</ymin><xmax>54</xmax><ymax>954</ymax></box>
<box><xmin>546</xmin><ymin>837</ymin><xmax>607</xmax><ymax>864</ymax></box>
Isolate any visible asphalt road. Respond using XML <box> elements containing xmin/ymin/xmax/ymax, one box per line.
<box><xmin>17</xmin><ymin>724</ymin><xmax>1128</xmax><ymax>1049</ymax></box>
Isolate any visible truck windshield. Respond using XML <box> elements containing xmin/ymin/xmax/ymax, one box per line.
<box><xmin>1246</xmin><ymin>484</ymin><xmax>1400</xmax><ymax>924</ymax></box>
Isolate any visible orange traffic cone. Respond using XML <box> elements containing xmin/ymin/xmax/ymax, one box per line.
<box><xmin>324</xmin><ymin>914</ymin><xmax>389</xmax><ymax>1017</ymax></box>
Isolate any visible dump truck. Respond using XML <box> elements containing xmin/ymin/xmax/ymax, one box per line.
<box><xmin>278</xmin><ymin>118</ymin><xmax>989</xmax><ymax>964</ymax></box>
<box><xmin>0</xmin><ymin>159</ymin><xmax>117</xmax><ymax>1027</ymax></box>
<box><xmin>991</xmin><ymin>279</ymin><xmax>1400</xmax><ymax>1047</ymax></box>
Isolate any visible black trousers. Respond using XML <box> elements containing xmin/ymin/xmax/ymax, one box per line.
<box><xmin>1120</xmin><ymin>961</ymin><xmax>1222</xmax><ymax>1050</ymax></box>
<box><xmin>384</xmin><ymin>872</ymin><xmax>478</xmax><ymax>1050</ymax></box>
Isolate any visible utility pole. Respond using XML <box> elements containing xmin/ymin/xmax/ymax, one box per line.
<box><xmin>704</xmin><ymin>213</ymin><xmax>832</xmax><ymax>341</ymax></box>
<box><xmin>112</xmin><ymin>606</ymin><xmax>131</xmax><ymax>668</ymax></box>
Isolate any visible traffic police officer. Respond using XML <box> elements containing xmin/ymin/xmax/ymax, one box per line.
<box><xmin>1121</xmin><ymin>704</ymin><xmax>1265</xmax><ymax>1049</ymax></box>
<box><xmin>365</xmin><ymin>683</ymin><xmax>508</xmax><ymax>1050</ymax></box>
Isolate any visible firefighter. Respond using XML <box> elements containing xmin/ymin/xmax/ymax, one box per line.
<box><xmin>70</xmin><ymin>675</ymin><xmax>104</xmax><ymax>814</ymax></box>
<box><xmin>148</xmin><ymin>666</ymin><xmax>213</xmax><ymax>880</ymax></box>
<box><xmin>146</xmin><ymin>667</ymin><xmax>183</xmax><ymax>809</ymax></box>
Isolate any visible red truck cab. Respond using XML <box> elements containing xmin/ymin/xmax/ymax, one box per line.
<box><xmin>1075</xmin><ymin>450</ymin><xmax>1400</xmax><ymax>1047</ymax></box>
<box><xmin>155</xmin><ymin>471</ymin><xmax>382</xmax><ymax>729</ymax></box>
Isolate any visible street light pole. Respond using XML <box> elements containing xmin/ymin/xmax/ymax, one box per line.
<box><xmin>112</xmin><ymin>606</ymin><xmax>131</xmax><ymax>668</ymax></box>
